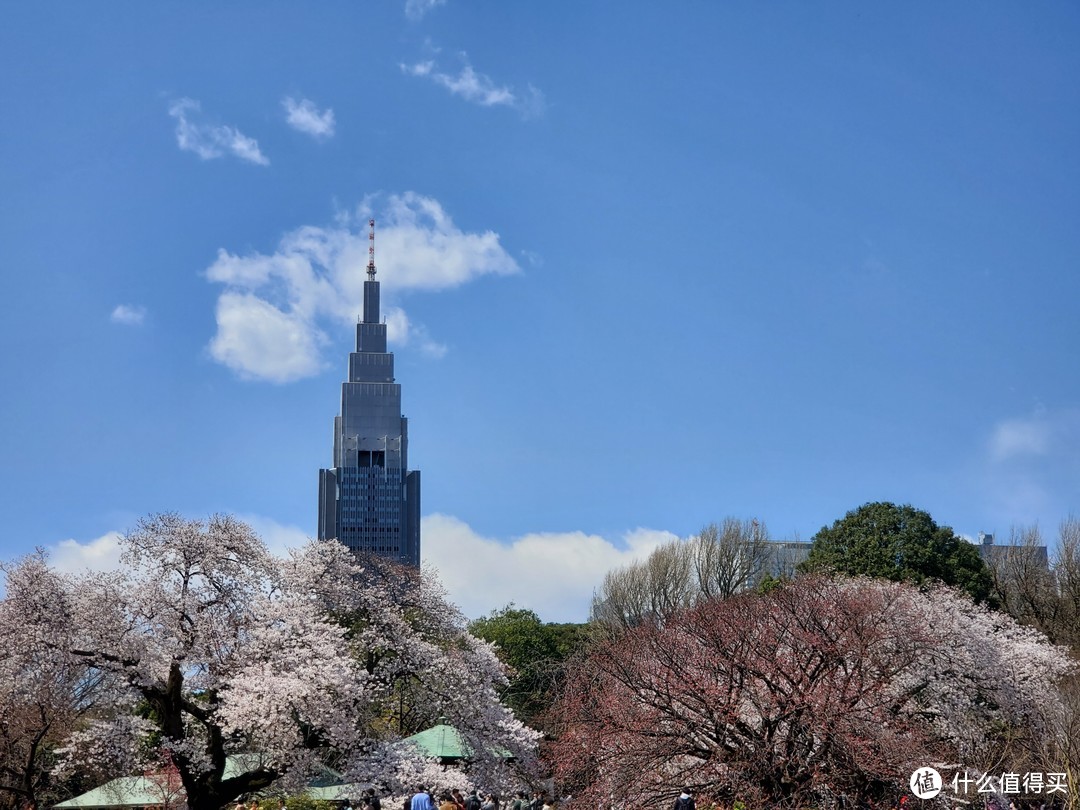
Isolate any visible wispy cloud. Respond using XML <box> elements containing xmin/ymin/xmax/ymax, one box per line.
<box><xmin>404</xmin><ymin>0</ymin><xmax>445</xmax><ymax>21</ymax></box>
<box><xmin>204</xmin><ymin>192</ymin><xmax>519</xmax><ymax>383</ymax></box>
<box><xmin>282</xmin><ymin>96</ymin><xmax>335</xmax><ymax>140</ymax></box>
<box><xmin>400</xmin><ymin>53</ymin><xmax>545</xmax><ymax>118</ymax></box>
<box><xmin>168</xmin><ymin>98</ymin><xmax>269</xmax><ymax>166</ymax></box>
<box><xmin>987</xmin><ymin>407</ymin><xmax>1080</xmax><ymax>463</ymax></box>
<box><xmin>110</xmin><ymin>304</ymin><xmax>147</xmax><ymax>326</ymax></box>
<box><xmin>979</xmin><ymin>406</ymin><xmax>1080</xmax><ymax>525</ymax></box>
<box><xmin>520</xmin><ymin>249</ymin><xmax>543</xmax><ymax>269</ymax></box>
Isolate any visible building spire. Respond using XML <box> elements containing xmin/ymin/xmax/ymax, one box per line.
<box><xmin>367</xmin><ymin>218</ymin><xmax>376</xmax><ymax>280</ymax></box>
<box><xmin>361</xmin><ymin>218</ymin><xmax>380</xmax><ymax>324</ymax></box>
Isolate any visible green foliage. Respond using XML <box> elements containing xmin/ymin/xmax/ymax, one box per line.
<box><xmin>468</xmin><ymin>605</ymin><xmax>591</xmax><ymax>728</ymax></box>
<box><xmin>800</xmin><ymin>501</ymin><xmax>993</xmax><ymax>603</ymax></box>
<box><xmin>254</xmin><ymin>798</ymin><xmax>338</xmax><ymax>810</ymax></box>
<box><xmin>756</xmin><ymin>574</ymin><xmax>784</xmax><ymax>595</ymax></box>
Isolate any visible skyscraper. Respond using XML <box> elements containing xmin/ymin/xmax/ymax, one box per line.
<box><xmin>318</xmin><ymin>220</ymin><xmax>421</xmax><ymax>566</ymax></box>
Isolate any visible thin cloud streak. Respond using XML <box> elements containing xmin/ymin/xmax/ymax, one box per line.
<box><xmin>401</xmin><ymin>55</ymin><xmax>545</xmax><ymax>119</ymax></box>
<box><xmin>404</xmin><ymin>0</ymin><xmax>445</xmax><ymax>21</ymax></box>
<box><xmin>168</xmin><ymin>98</ymin><xmax>269</xmax><ymax>165</ymax></box>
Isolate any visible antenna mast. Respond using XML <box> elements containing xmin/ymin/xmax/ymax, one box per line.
<box><xmin>367</xmin><ymin>218</ymin><xmax>377</xmax><ymax>280</ymax></box>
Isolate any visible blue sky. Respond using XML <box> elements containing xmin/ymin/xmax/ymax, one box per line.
<box><xmin>2</xmin><ymin>2</ymin><xmax>1078</xmax><ymax>621</ymax></box>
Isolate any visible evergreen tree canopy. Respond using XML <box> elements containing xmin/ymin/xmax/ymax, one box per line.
<box><xmin>801</xmin><ymin>501</ymin><xmax>993</xmax><ymax>603</ymax></box>
<box><xmin>468</xmin><ymin>606</ymin><xmax>590</xmax><ymax>729</ymax></box>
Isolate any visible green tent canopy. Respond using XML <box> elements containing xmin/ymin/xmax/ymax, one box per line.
<box><xmin>53</xmin><ymin>756</ymin><xmax>352</xmax><ymax>809</ymax></box>
<box><xmin>403</xmin><ymin>724</ymin><xmax>512</xmax><ymax>764</ymax></box>
<box><xmin>54</xmin><ymin>776</ymin><xmax>182</xmax><ymax>810</ymax></box>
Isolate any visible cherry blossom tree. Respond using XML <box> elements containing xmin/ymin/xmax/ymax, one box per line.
<box><xmin>4</xmin><ymin>514</ymin><xmax>537</xmax><ymax>810</ymax></box>
<box><xmin>551</xmin><ymin>576</ymin><xmax>1074</xmax><ymax>810</ymax></box>
<box><xmin>0</xmin><ymin>553</ymin><xmax>113</xmax><ymax>810</ymax></box>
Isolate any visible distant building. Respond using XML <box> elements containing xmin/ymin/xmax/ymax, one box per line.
<box><xmin>976</xmin><ymin>531</ymin><xmax>1049</xmax><ymax>568</ymax></box>
<box><xmin>760</xmin><ymin>533</ymin><xmax>1054</xmax><ymax>581</ymax></box>
<box><xmin>317</xmin><ymin>221</ymin><xmax>421</xmax><ymax>567</ymax></box>
<box><xmin>764</xmin><ymin>540</ymin><xmax>813</xmax><ymax>578</ymax></box>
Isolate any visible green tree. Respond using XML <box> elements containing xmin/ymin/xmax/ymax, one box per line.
<box><xmin>468</xmin><ymin>606</ymin><xmax>591</xmax><ymax>729</ymax></box>
<box><xmin>800</xmin><ymin>501</ymin><xmax>993</xmax><ymax>603</ymax></box>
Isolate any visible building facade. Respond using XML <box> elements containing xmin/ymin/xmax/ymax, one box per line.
<box><xmin>317</xmin><ymin>222</ymin><xmax>421</xmax><ymax>566</ymax></box>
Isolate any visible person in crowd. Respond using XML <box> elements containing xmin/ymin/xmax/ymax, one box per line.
<box><xmin>365</xmin><ymin>789</ymin><xmax>382</xmax><ymax>810</ymax></box>
<box><xmin>672</xmin><ymin>788</ymin><xmax>695</xmax><ymax>810</ymax></box>
<box><xmin>411</xmin><ymin>787</ymin><xmax>435</xmax><ymax>810</ymax></box>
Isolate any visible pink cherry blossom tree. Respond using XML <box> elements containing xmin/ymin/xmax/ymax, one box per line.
<box><xmin>549</xmin><ymin>575</ymin><xmax>1074</xmax><ymax>810</ymax></box>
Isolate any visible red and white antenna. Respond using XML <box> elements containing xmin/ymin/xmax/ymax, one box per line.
<box><xmin>367</xmin><ymin>218</ymin><xmax>377</xmax><ymax>280</ymax></box>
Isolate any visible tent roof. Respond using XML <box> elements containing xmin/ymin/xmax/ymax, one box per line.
<box><xmin>52</xmin><ymin>755</ymin><xmax>340</xmax><ymax>809</ymax></box>
<box><xmin>305</xmin><ymin>785</ymin><xmax>366</xmax><ymax>801</ymax></box>
<box><xmin>53</xmin><ymin>776</ymin><xmax>180</xmax><ymax>809</ymax></box>
<box><xmin>404</xmin><ymin>724</ymin><xmax>472</xmax><ymax>760</ymax></box>
<box><xmin>403</xmin><ymin>724</ymin><xmax>512</xmax><ymax>762</ymax></box>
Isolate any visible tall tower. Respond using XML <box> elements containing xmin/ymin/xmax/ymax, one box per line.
<box><xmin>318</xmin><ymin>220</ymin><xmax>421</xmax><ymax>567</ymax></box>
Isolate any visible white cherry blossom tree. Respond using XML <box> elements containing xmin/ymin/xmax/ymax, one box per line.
<box><xmin>3</xmin><ymin>514</ymin><xmax>537</xmax><ymax>810</ymax></box>
<box><xmin>0</xmin><ymin>553</ymin><xmax>117</xmax><ymax>810</ymax></box>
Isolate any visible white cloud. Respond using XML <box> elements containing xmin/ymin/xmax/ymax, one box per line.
<box><xmin>50</xmin><ymin>532</ymin><xmax>124</xmax><ymax>574</ymax></box>
<box><xmin>208</xmin><ymin>292</ymin><xmax>327</xmax><ymax>383</ymax></box>
<box><xmin>400</xmin><ymin>54</ymin><xmax>545</xmax><ymax>118</ymax></box>
<box><xmin>41</xmin><ymin>514</ymin><xmax>667</xmax><ymax>623</ymax></box>
<box><xmin>404</xmin><ymin>0</ymin><xmax>445</xmax><ymax>21</ymax></box>
<box><xmin>421</xmin><ymin>514</ymin><xmax>677</xmax><ymax>622</ymax></box>
<box><xmin>46</xmin><ymin>514</ymin><xmax>669</xmax><ymax>626</ymax></box>
<box><xmin>204</xmin><ymin>192</ymin><xmax>519</xmax><ymax>382</ymax></box>
<box><xmin>235</xmin><ymin>514</ymin><xmax>312</xmax><ymax>556</ymax></box>
<box><xmin>110</xmin><ymin>304</ymin><xmax>146</xmax><ymax>326</ymax></box>
<box><xmin>168</xmin><ymin>98</ymin><xmax>269</xmax><ymax>166</ymax></box>
<box><xmin>282</xmin><ymin>97</ymin><xmax>335</xmax><ymax>139</ymax></box>
<box><xmin>45</xmin><ymin>519</ymin><xmax>308</xmax><ymax>577</ymax></box>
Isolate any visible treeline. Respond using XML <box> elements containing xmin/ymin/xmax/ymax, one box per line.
<box><xmin>474</xmin><ymin>501</ymin><xmax>1080</xmax><ymax>810</ymax></box>
<box><xmin>589</xmin><ymin>502</ymin><xmax>1080</xmax><ymax>649</ymax></box>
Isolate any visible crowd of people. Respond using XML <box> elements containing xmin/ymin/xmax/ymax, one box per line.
<box><xmin>404</xmin><ymin>787</ymin><xmax>557</xmax><ymax>810</ymax></box>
